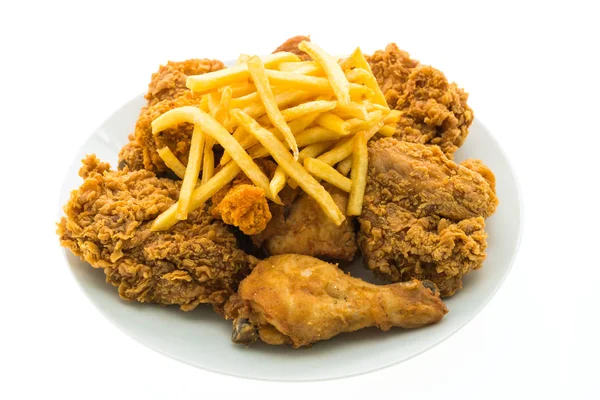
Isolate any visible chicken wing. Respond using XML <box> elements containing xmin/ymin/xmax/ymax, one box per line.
<box><xmin>358</xmin><ymin>138</ymin><xmax>498</xmax><ymax>296</ymax></box>
<box><xmin>225</xmin><ymin>254</ymin><xmax>447</xmax><ymax>347</ymax></box>
<box><xmin>57</xmin><ymin>155</ymin><xmax>257</xmax><ymax>313</ymax></box>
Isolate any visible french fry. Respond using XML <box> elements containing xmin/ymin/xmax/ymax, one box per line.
<box><xmin>280</xmin><ymin>100</ymin><xmax>337</xmax><ymax>121</ymax></box>
<box><xmin>220</xmin><ymin>125</ymin><xmax>246</xmax><ymax>166</ymax></box>
<box><xmin>344</xmin><ymin>110</ymin><xmax>383</xmax><ymax>133</ymax></box>
<box><xmin>337</xmin><ymin>156</ymin><xmax>352</xmax><ymax>176</ymax></box>
<box><xmin>287</xmin><ymin>111</ymin><xmax>320</xmax><ymax>132</ymax></box>
<box><xmin>202</xmin><ymin>139</ymin><xmax>215</xmax><ymax>184</ymax></box>
<box><xmin>347</xmin><ymin>47</ymin><xmax>388</xmax><ymax>107</ymax></box>
<box><xmin>237</xmin><ymin>54</ymin><xmax>250</xmax><ymax>64</ymax></box>
<box><xmin>199</xmin><ymin>95</ymin><xmax>209</xmax><ymax>112</ymax></box>
<box><xmin>215</xmin><ymin>86</ymin><xmax>232</xmax><ymax>124</ymax></box>
<box><xmin>298</xmin><ymin>41</ymin><xmax>351</xmax><ymax>105</ymax></box>
<box><xmin>247</xmin><ymin>56</ymin><xmax>298</xmax><ymax>159</ymax></box>
<box><xmin>231</xmin><ymin>109</ymin><xmax>345</xmax><ymax>225</ymax></box>
<box><xmin>157</xmin><ymin>147</ymin><xmax>187</xmax><ymax>179</ymax></box>
<box><xmin>383</xmin><ymin>109</ymin><xmax>401</xmax><ymax>124</ymax></box>
<box><xmin>265</xmin><ymin>70</ymin><xmax>367</xmax><ymax>98</ymax></box>
<box><xmin>186</xmin><ymin>52</ymin><xmax>300</xmax><ymax>93</ymax></box>
<box><xmin>278</xmin><ymin>60</ymin><xmax>319</xmax><ymax>72</ymax></box>
<box><xmin>334</xmin><ymin>102</ymin><xmax>369</xmax><ymax>120</ymax></box>
<box><xmin>379</xmin><ymin>124</ymin><xmax>396</xmax><ymax>137</ymax></box>
<box><xmin>270</xmin><ymin>166</ymin><xmax>287</xmax><ymax>198</ymax></box>
<box><xmin>317</xmin><ymin>121</ymin><xmax>384</xmax><ymax>166</ymax></box>
<box><xmin>315</xmin><ymin>112</ymin><xmax>348</xmax><ymax>135</ymax></box>
<box><xmin>152</xmin><ymin>162</ymin><xmax>241</xmax><ymax>231</ymax></box>
<box><xmin>241</xmin><ymin>89</ymin><xmax>313</xmax><ymax>120</ymax></box>
<box><xmin>304</xmin><ymin>157</ymin><xmax>352</xmax><ymax>193</ymax></box>
<box><xmin>207</xmin><ymin>91</ymin><xmax>221</xmax><ymax>117</ymax></box>
<box><xmin>295</xmin><ymin>126</ymin><xmax>346</xmax><ymax>147</ymax></box>
<box><xmin>177</xmin><ymin>124</ymin><xmax>205</xmax><ymax>220</ymax></box>
<box><xmin>152</xmin><ymin>106</ymin><xmax>275</xmax><ymax>201</ymax></box>
<box><xmin>347</xmin><ymin>130</ymin><xmax>369</xmax><ymax>216</ymax></box>
<box><xmin>289</xmin><ymin>141</ymin><xmax>337</xmax><ymax>188</ymax></box>
<box><xmin>228</xmin><ymin>82</ymin><xmax>255</xmax><ymax>97</ymax></box>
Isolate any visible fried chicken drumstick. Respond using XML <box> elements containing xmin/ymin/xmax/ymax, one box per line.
<box><xmin>58</xmin><ymin>155</ymin><xmax>257</xmax><ymax>313</ymax></box>
<box><xmin>225</xmin><ymin>254</ymin><xmax>447</xmax><ymax>348</ymax></box>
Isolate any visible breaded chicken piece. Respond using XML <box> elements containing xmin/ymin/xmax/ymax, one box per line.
<box><xmin>145</xmin><ymin>58</ymin><xmax>225</xmax><ymax>106</ymax></box>
<box><xmin>225</xmin><ymin>255</ymin><xmax>447</xmax><ymax>347</ymax></box>
<box><xmin>357</xmin><ymin>139</ymin><xmax>498</xmax><ymax>296</ymax></box>
<box><xmin>118</xmin><ymin>58</ymin><xmax>224</xmax><ymax>172</ymax></box>
<box><xmin>57</xmin><ymin>155</ymin><xmax>257</xmax><ymax>313</ymax></box>
<box><xmin>210</xmin><ymin>160</ymin><xmax>276</xmax><ymax>235</ymax></box>
<box><xmin>117</xmin><ymin>134</ymin><xmax>146</xmax><ymax>171</ymax></box>
<box><xmin>367</xmin><ymin>44</ymin><xmax>473</xmax><ymax>157</ymax></box>
<box><xmin>273</xmin><ymin>35</ymin><xmax>312</xmax><ymax>60</ymax></box>
<box><xmin>252</xmin><ymin>184</ymin><xmax>357</xmax><ymax>262</ymax></box>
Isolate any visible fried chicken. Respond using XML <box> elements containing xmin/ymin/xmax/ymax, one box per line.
<box><xmin>251</xmin><ymin>184</ymin><xmax>357</xmax><ymax>261</ymax></box>
<box><xmin>357</xmin><ymin>138</ymin><xmax>498</xmax><ymax>296</ymax></box>
<box><xmin>57</xmin><ymin>155</ymin><xmax>257</xmax><ymax>313</ymax></box>
<box><xmin>273</xmin><ymin>35</ymin><xmax>312</xmax><ymax>60</ymax></box>
<box><xmin>210</xmin><ymin>159</ymin><xmax>276</xmax><ymax>235</ymax></box>
<box><xmin>145</xmin><ymin>58</ymin><xmax>225</xmax><ymax>107</ymax></box>
<box><xmin>367</xmin><ymin>44</ymin><xmax>474</xmax><ymax>157</ymax></box>
<box><xmin>118</xmin><ymin>59</ymin><xmax>224</xmax><ymax>173</ymax></box>
<box><xmin>225</xmin><ymin>254</ymin><xmax>448</xmax><ymax>347</ymax></box>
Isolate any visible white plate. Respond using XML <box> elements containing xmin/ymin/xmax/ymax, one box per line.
<box><xmin>58</xmin><ymin>93</ymin><xmax>522</xmax><ymax>381</ymax></box>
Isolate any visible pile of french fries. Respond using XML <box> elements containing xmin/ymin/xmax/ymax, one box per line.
<box><xmin>150</xmin><ymin>41</ymin><xmax>400</xmax><ymax>231</ymax></box>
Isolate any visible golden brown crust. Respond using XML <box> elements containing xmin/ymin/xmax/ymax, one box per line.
<box><xmin>273</xmin><ymin>35</ymin><xmax>312</xmax><ymax>60</ymax></box>
<box><xmin>367</xmin><ymin>44</ymin><xmax>473</xmax><ymax>157</ymax></box>
<box><xmin>145</xmin><ymin>58</ymin><xmax>225</xmax><ymax>106</ymax></box>
<box><xmin>212</xmin><ymin>184</ymin><xmax>272</xmax><ymax>235</ymax></box>
<box><xmin>57</xmin><ymin>155</ymin><xmax>257</xmax><ymax>313</ymax></box>
<box><xmin>357</xmin><ymin>139</ymin><xmax>498</xmax><ymax>296</ymax></box>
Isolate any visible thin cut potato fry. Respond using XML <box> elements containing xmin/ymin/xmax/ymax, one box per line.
<box><xmin>291</xmin><ymin>63</ymin><xmax>323</xmax><ymax>76</ymax></box>
<box><xmin>304</xmin><ymin>157</ymin><xmax>352</xmax><ymax>193</ymax></box>
<box><xmin>176</xmin><ymin>124</ymin><xmax>205</xmax><ymax>220</ymax></box>
<box><xmin>348</xmin><ymin>47</ymin><xmax>388</xmax><ymax>107</ymax></box>
<box><xmin>286</xmin><ymin>111</ymin><xmax>321</xmax><ymax>133</ymax></box>
<box><xmin>337</xmin><ymin>156</ymin><xmax>352</xmax><ymax>176</ymax></box>
<box><xmin>242</xmin><ymin>90</ymin><xmax>314</xmax><ymax>120</ymax></box>
<box><xmin>379</xmin><ymin>124</ymin><xmax>396</xmax><ymax>137</ymax></box>
<box><xmin>315</xmin><ymin>112</ymin><xmax>348</xmax><ymax>135</ymax></box>
<box><xmin>152</xmin><ymin>162</ymin><xmax>241</xmax><ymax>231</ymax></box>
<box><xmin>280</xmin><ymin>100</ymin><xmax>337</xmax><ymax>121</ymax></box>
<box><xmin>318</xmin><ymin>121</ymin><xmax>384</xmax><ymax>166</ymax></box>
<box><xmin>220</xmin><ymin>125</ymin><xmax>247</xmax><ymax>166</ymax></box>
<box><xmin>270</xmin><ymin>166</ymin><xmax>287</xmax><ymax>198</ymax></box>
<box><xmin>344</xmin><ymin>110</ymin><xmax>383</xmax><ymax>132</ymax></box>
<box><xmin>186</xmin><ymin>52</ymin><xmax>300</xmax><ymax>93</ymax></box>
<box><xmin>207</xmin><ymin>91</ymin><xmax>221</xmax><ymax>117</ymax></box>
<box><xmin>231</xmin><ymin>109</ymin><xmax>345</xmax><ymax>225</ymax></box>
<box><xmin>247</xmin><ymin>56</ymin><xmax>298</xmax><ymax>159</ymax></box>
<box><xmin>228</xmin><ymin>82</ymin><xmax>255</xmax><ymax>97</ymax></box>
<box><xmin>383</xmin><ymin>109</ymin><xmax>401</xmax><ymax>124</ymax></box>
<box><xmin>289</xmin><ymin>141</ymin><xmax>337</xmax><ymax>188</ymax></box>
<box><xmin>215</xmin><ymin>86</ymin><xmax>232</xmax><ymax>124</ymax></box>
<box><xmin>345</xmin><ymin>67</ymin><xmax>372</xmax><ymax>83</ymax></box>
<box><xmin>237</xmin><ymin>54</ymin><xmax>250</xmax><ymax>64</ymax></box>
<box><xmin>199</xmin><ymin>95</ymin><xmax>209</xmax><ymax>112</ymax></box>
<box><xmin>151</xmin><ymin>106</ymin><xmax>275</xmax><ymax>202</ymax></box>
<box><xmin>347</xmin><ymin>130</ymin><xmax>369</xmax><ymax>216</ymax></box>
<box><xmin>334</xmin><ymin>102</ymin><xmax>369</xmax><ymax>120</ymax></box>
<box><xmin>278</xmin><ymin>61</ymin><xmax>319</xmax><ymax>72</ymax></box>
<box><xmin>265</xmin><ymin>70</ymin><xmax>367</xmax><ymax>98</ymax></box>
<box><xmin>295</xmin><ymin>126</ymin><xmax>346</xmax><ymax>147</ymax></box>
<box><xmin>298</xmin><ymin>41</ymin><xmax>351</xmax><ymax>105</ymax></box>
<box><xmin>202</xmin><ymin>139</ymin><xmax>215</xmax><ymax>184</ymax></box>
<box><xmin>157</xmin><ymin>147</ymin><xmax>187</xmax><ymax>179</ymax></box>
<box><xmin>230</xmin><ymin>92</ymin><xmax>260</xmax><ymax>109</ymax></box>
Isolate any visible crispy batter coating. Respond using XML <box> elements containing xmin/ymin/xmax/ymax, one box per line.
<box><xmin>57</xmin><ymin>155</ymin><xmax>257</xmax><ymax>313</ymax></box>
<box><xmin>273</xmin><ymin>35</ymin><xmax>312</xmax><ymax>60</ymax></box>
<box><xmin>367</xmin><ymin>44</ymin><xmax>473</xmax><ymax>156</ymax></box>
<box><xmin>145</xmin><ymin>58</ymin><xmax>225</xmax><ymax>106</ymax></box>
<box><xmin>210</xmin><ymin>159</ymin><xmax>276</xmax><ymax>235</ymax></box>
<box><xmin>252</xmin><ymin>184</ymin><xmax>357</xmax><ymax>261</ymax></box>
<box><xmin>212</xmin><ymin>184</ymin><xmax>272</xmax><ymax>235</ymax></box>
<box><xmin>117</xmin><ymin>134</ymin><xmax>146</xmax><ymax>171</ymax></box>
<box><xmin>134</xmin><ymin>91</ymin><xmax>204</xmax><ymax>173</ymax></box>
<box><xmin>357</xmin><ymin>138</ymin><xmax>498</xmax><ymax>296</ymax></box>
<box><xmin>225</xmin><ymin>255</ymin><xmax>447</xmax><ymax>347</ymax></box>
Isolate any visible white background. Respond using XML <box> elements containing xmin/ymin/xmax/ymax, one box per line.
<box><xmin>1</xmin><ymin>0</ymin><xmax>598</xmax><ymax>398</ymax></box>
